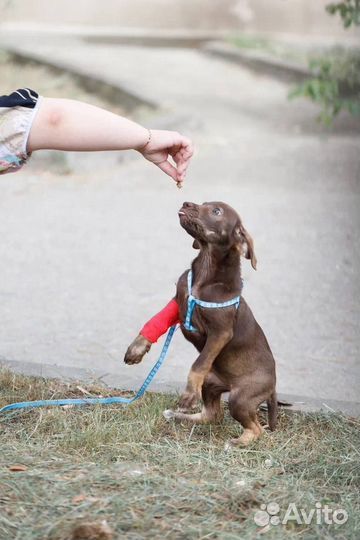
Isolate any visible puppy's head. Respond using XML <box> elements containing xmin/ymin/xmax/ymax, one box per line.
<box><xmin>178</xmin><ymin>201</ymin><xmax>257</xmax><ymax>269</ymax></box>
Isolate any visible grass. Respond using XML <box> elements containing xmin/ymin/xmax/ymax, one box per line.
<box><xmin>0</xmin><ymin>368</ymin><xmax>359</xmax><ymax>540</ymax></box>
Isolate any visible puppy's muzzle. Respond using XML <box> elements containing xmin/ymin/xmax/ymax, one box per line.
<box><xmin>178</xmin><ymin>201</ymin><xmax>199</xmax><ymax>223</ymax></box>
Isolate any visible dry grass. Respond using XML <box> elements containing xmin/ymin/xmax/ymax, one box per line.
<box><xmin>0</xmin><ymin>368</ymin><xmax>359</xmax><ymax>540</ymax></box>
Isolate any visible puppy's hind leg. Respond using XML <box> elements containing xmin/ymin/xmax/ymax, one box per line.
<box><xmin>164</xmin><ymin>372</ymin><xmax>226</xmax><ymax>424</ymax></box>
<box><xmin>163</xmin><ymin>409</ymin><xmax>207</xmax><ymax>423</ymax></box>
<box><xmin>227</xmin><ymin>387</ymin><xmax>265</xmax><ymax>448</ymax></box>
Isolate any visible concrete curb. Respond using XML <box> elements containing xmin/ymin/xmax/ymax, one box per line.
<box><xmin>83</xmin><ymin>29</ymin><xmax>227</xmax><ymax>48</ymax></box>
<box><xmin>0</xmin><ymin>23</ymin><xmax>227</xmax><ymax>47</ymax></box>
<box><xmin>273</xmin><ymin>394</ymin><xmax>360</xmax><ymax>418</ymax></box>
<box><xmin>2</xmin><ymin>42</ymin><xmax>197</xmax><ymax>134</ymax></box>
<box><xmin>2</xmin><ymin>37</ymin><xmax>309</xmax><ymax>111</ymax></box>
<box><xmin>1</xmin><ymin>25</ymin><xmax>356</xmax><ymax>91</ymax></box>
<box><xmin>203</xmin><ymin>41</ymin><xmax>310</xmax><ymax>84</ymax></box>
<box><xmin>2</xmin><ymin>358</ymin><xmax>360</xmax><ymax>418</ymax></box>
<box><xmin>6</xmin><ymin>46</ymin><xmax>158</xmax><ymax>111</ymax></box>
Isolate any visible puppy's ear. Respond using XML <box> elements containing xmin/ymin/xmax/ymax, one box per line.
<box><xmin>242</xmin><ymin>228</ymin><xmax>257</xmax><ymax>270</ymax></box>
<box><xmin>234</xmin><ymin>224</ymin><xmax>257</xmax><ymax>270</ymax></box>
<box><xmin>192</xmin><ymin>239</ymin><xmax>201</xmax><ymax>250</ymax></box>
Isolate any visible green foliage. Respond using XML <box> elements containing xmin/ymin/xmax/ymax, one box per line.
<box><xmin>326</xmin><ymin>0</ymin><xmax>360</xmax><ymax>27</ymax></box>
<box><xmin>230</xmin><ymin>34</ymin><xmax>270</xmax><ymax>50</ymax></box>
<box><xmin>290</xmin><ymin>1</ymin><xmax>360</xmax><ymax>125</ymax></box>
<box><xmin>289</xmin><ymin>50</ymin><xmax>360</xmax><ymax>125</ymax></box>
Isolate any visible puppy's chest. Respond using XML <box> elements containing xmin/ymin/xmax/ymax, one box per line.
<box><xmin>179</xmin><ymin>295</ymin><xmax>207</xmax><ymax>350</ymax></box>
<box><xmin>176</xmin><ymin>280</ymin><xmax>208</xmax><ymax>337</ymax></box>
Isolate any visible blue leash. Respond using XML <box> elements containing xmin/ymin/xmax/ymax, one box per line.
<box><xmin>0</xmin><ymin>270</ymin><xmax>240</xmax><ymax>414</ymax></box>
<box><xmin>0</xmin><ymin>325</ymin><xmax>177</xmax><ymax>414</ymax></box>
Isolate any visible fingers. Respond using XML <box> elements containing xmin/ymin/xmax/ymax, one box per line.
<box><xmin>172</xmin><ymin>135</ymin><xmax>194</xmax><ymax>162</ymax></box>
<box><xmin>175</xmin><ymin>148</ymin><xmax>191</xmax><ymax>180</ymax></box>
<box><xmin>179</xmin><ymin>138</ymin><xmax>194</xmax><ymax>179</ymax></box>
<box><xmin>171</xmin><ymin>138</ymin><xmax>194</xmax><ymax>182</ymax></box>
<box><xmin>142</xmin><ymin>129</ymin><xmax>194</xmax><ymax>183</ymax></box>
<box><xmin>156</xmin><ymin>159</ymin><xmax>178</xmax><ymax>182</ymax></box>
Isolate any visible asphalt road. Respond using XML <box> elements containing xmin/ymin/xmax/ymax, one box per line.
<box><xmin>0</xmin><ymin>35</ymin><xmax>359</xmax><ymax>406</ymax></box>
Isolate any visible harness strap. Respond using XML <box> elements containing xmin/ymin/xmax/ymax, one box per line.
<box><xmin>0</xmin><ymin>325</ymin><xmax>177</xmax><ymax>414</ymax></box>
<box><xmin>184</xmin><ymin>270</ymin><xmax>241</xmax><ymax>332</ymax></box>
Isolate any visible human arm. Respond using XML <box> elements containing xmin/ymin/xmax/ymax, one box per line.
<box><xmin>27</xmin><ymin>98</ymin><xmax>193</xmax><ymax>183</ymax></box>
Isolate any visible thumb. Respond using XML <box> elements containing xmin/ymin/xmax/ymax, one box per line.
<box><xmin>156</xmin><ymin>159</ymin><xmax>178</xmax><ymax>182</ymax></box>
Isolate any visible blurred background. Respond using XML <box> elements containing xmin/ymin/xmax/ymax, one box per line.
<box><xmin>1</xmin><ymin>0</ymin><xmax>360</xmax><ymax>38</ymax></box>
<box><xmin>0</xmin><ymin>0</ymin><xmax>359</xmax><ymax>410</ymax></box>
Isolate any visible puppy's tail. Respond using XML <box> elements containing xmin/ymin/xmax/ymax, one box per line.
<box><xmin>267</xmin><ymin>392</ymin><xmax>278</xmax><ymax>431</ymax></box>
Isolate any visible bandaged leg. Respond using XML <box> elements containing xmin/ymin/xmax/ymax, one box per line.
<box><xmin>124</xmin><ymin>298</ymin><xmax>180</xmax><ymax>364</ymax></box>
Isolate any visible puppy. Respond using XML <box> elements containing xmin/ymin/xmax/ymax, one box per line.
<box><xmin>125</xmin><ymin>201</ymin><xmax>277</xmax><ymax>446</ymax></box>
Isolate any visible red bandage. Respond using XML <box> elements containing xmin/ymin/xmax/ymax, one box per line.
<box><xmin>140</xmin><ymin>298</ymin><xmax>180</xmax><ymax>343</ymax></box>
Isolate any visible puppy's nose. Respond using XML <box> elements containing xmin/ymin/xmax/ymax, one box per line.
<box><xmin>183</xmin><ymin>201</ymin><xmax>194</xmax><ymax>208</ymax></box>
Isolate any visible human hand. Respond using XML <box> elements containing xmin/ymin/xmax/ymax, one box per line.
<box><xmin>138</xmin><ymin>129</ymin><xmax>194</xmax><ymax>185</ymax></box>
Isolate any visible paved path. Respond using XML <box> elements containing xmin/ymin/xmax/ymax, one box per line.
<box><xmin>0</xmin><ymin>33</ymin><xmax>359</xmax><ymax>410</ymax></box>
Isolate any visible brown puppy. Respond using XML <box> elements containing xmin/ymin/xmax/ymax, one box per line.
<box><xmin>126</xmin><ymin>201</ymin><xmax>277</xmax><ymax>446</ymax></box>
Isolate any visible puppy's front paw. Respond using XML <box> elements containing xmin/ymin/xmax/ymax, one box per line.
<box><xmin>124</xmin><ymin>334</ymin><xmax>152</xmax><ymax>365</ymax></box>
<box><xmin>178</xmin><ymin>391</ymin><xmax>200</xmax><ymax>412</ymax></box>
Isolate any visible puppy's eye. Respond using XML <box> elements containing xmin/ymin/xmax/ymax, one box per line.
<box><xmin>212</xmin><ymin>207</ymin><xmax>222</xmax><ymax>215</ymax></box>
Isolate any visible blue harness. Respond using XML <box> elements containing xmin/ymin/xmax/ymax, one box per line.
<box><xmin>184</xmin><ymin>270</ymin><xmax>241</xmax><ymax>332</ymax></box>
